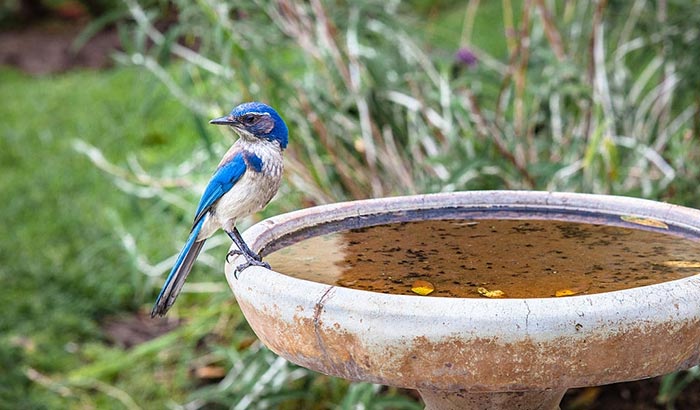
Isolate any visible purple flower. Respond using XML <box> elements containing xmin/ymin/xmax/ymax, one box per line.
<box><xmin>455</xmin><ymin>47</ymin><xmax>478</xmax><ymax>68</ymax></box>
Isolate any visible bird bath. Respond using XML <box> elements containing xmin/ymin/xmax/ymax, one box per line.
<box><xmin>224</xmin><ymin>191</ymin><xmax>700</xmax><ymax>410</ymax></box>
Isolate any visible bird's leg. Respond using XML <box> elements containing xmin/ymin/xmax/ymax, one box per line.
<box><xmin>225</xmin><ymin>249</ymin><xmax>243</xmax><ymax>264</ymax></box>
<box><xmin>226</xmin><ymin>227</ymin><xmax>260</xmax><ymax>260</ymax></box>
<box><xmin>225</xmin><ymin>227</ymin><xmax>270</xmax><ymax>278</ymax></box>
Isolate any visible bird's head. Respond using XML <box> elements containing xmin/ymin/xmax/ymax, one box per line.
<box><xmin>209</xmin><ymin>102</ymin><xmax>288</xmax><ymax>149</ymax></box>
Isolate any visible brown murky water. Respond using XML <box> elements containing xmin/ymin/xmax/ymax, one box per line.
<box><xmin>265</xmin><ymin>219</ymin><xmax>700</xmax><ymax>298</ymax></box>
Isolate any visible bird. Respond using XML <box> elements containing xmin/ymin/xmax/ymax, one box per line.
<box><xmin>150</xmin><ymin>101</ymin><xmax>288</xmax><ymax>318</ymax></box>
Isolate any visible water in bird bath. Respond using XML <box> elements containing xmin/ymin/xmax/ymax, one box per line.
<box><xmin>265</xmin><ymin>218</ymin><xmax>700</xmax><ymax>298</ymax></box>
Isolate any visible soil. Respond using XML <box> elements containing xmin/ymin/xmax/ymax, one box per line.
<box><xmin>0</xmin><ymin>20</ymin><xmax>120</xmax><ymax>74</ymax></box>
<box><xmin>4</xmin><ymin>19</ymin><xmax>698</xmax><ymax>410</ymax></box>
<box><xmin>102</xmin><ymin>311</ymin><xmax>181</xmax><ymax>349</ymax></box>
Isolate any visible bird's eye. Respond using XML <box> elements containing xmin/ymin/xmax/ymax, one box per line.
<box><xmin>240</xmin><ymin>114</ymin><xmax>258</xmax><ymax>125</ymax></box>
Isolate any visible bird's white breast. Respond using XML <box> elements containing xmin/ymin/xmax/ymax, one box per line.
<box><xmin>199</xmin><ymin>139</ymin><xmax>284</xmax><ymax>239</ymax></box>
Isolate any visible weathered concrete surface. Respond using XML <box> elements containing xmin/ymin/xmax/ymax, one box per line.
<box><xmin>226</xmin><ymin>191</ymin><xmax>700</xmax><ymax>409</ymax></box>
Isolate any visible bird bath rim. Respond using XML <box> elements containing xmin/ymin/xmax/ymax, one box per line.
<box><xmin>224</xmin><ymin>191</ymin><xmax>700</xmax><ymax>401</ymax></box>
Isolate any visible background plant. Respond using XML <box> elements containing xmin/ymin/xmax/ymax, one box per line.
<box><xmin>109</xmin><ymin>0</ymin><xmax>700</xmax><ymax>203</ymax></box>
<box><xmin>80</xmin><ymin>0</ymin><xmax>699</xmax><ymax>408</ymax></box>
<box><xmin>8</xmin><ymin>0</ymin><xmax>699</xmax><ymax>409</ymax></box>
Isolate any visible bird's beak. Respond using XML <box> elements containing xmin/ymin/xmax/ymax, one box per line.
<box><xmin>209</xmin><ymin>115</ymin><xmax>237</xmax><ymax>126</ymax></box>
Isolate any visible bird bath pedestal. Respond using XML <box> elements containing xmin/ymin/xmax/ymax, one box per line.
<box><xmin>225</xmin><ymin>191</ymin><xmax>700</xmax><ymax>410</ymax></box>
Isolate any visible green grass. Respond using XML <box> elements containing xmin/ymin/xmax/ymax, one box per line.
<box><xmin>0</xmin><ymin>65</ymin><xmax>419</xmax><ymax>409</ymax></box>
<box><xmin>0</xmin><ymin>66</ymin><xmax>206</xmax><ymax>408</ymax></box>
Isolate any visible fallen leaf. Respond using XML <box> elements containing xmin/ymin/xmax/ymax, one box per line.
<box><xmin>662</xmin><ymin>260</ymin><xmax>700</xmax><ymax>268</ymax></box>
<box><xmin>237</xmin><ymin>337</ymin><xmax>257</xmax><ymax>351</ymax></box>
<box><xmin>194</xmin><ymin>366</ymin><xmax>226</xmax><ymax>379</ymax></box>
<box><xmin>411</xmin><ymin>280</ymin><xmax>435</xmax><ymax>296</ymax></box>
<box><xmin>555</xmin><ymin>289</ymin><xmax>578</xmax><ymax>297</ymax></box>
<box><xmin>477</xmin><ymin>287</ymin><xmax>505</xmax><ymax>298</ymax></box>
<box><xmin>566</xmin><ymin>387</ymin><xmax>601</xmax><ymax>408</ymax></box>
<box><xmin>620</xmin><ymin>215</ymin><xmax>668</xmax><ymax>229</ymax></box>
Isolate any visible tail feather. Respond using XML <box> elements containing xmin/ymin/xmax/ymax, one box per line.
<box><xmin>151</xmin><ymin>219</ymin><xmax>206</xmax><ymax>317</ymax></box>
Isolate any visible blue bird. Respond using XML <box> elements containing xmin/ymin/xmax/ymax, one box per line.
<box><xmin>151</xmin><ymin>102</ymin><xmax>288</xmax><ymax>317</ymax></box>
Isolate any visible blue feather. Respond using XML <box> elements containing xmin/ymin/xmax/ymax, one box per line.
<box><xmin>151</xmin><ymin>217</ymin><xmax>206</xmax><ymax>317</ymax></box>
<box><xmin>152</xmin><ymin>100</ymin><xmax>288</xmax><ymax>317</ymax></box>
<box><xmin>244</xmin><ymin>151</ymin><xmax>263</xmax><ymax>172</ymax></box>
<box><xmin>230</xmin><ymin>102</ymin><xmax>288</xmax><ymax>149</ymax></box>
<box><xmin>193</xmin><ymin>152</ymin><xmax>248</xmax><ymax>227</ymax></box>
<box><xmin>151</xmin><ymin>153</ymin><xmax>249</xmax><ymax>317</ymax></box>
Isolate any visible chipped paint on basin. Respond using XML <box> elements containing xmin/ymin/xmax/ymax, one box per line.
<box><xmin>224</xmin><ymin>191</ymin><xmax>700</xmax><ymax>409</ymax></box>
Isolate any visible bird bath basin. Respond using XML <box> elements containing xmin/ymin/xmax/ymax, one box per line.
<box><xmin>224</xmin><ymin>191</ymin><xmax>700</xmax><ymax>410</ymax></box>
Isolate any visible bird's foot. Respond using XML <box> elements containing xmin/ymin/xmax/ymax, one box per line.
<box><xmin>233</xmin><ymin>258</ymin><xmax>270</xmax><ymax>279</ymax></box>
<box><xmin>226</xmin><ymin>249</ymin><xmax>243</xmax><ymax>264</ymax></box>
<box><xmin>226</xmin><ymin>248</ymin><xmax>263</xmax><ymax>264</ymax></box>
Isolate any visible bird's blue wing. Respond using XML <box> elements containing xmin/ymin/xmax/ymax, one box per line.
<box><xmin>192</xmin><ymin>152</ymin><xmax>247</xmax><ymax>227</ymax></box>
<box><xmin>151</xmin><ymin>152</ymin><xmax>247</xmax><ymax>317</ymax></box>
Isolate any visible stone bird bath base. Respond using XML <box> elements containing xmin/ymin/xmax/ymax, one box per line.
<box><xmin>225</xmin><ymin>191</ymin><xmax>700</xmax><ymax>410</ymax></box>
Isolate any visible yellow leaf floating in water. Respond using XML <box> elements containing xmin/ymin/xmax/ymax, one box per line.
<box><xmin>620</xmin><ymin>215</ymin><xmax>668</xmax><ymax>229</ymax></box>
<box><xmin>411</xmin><ymin>280</ymin><xmax>435</xmax><ymax>296</ymax></box>
<box><xmin>555</xmin><ymin>289</ymin><xmax>578</xmax><ymax>297</ymax></box>
<box><xmin>662</xmin><ymin>260</ymin><xmax>700</xmax><ymax>268</ymax></box>
<box><xmin>477</xmin><ymin>287</ymin><xmax>505</xmax><ymax>298</ymax></box>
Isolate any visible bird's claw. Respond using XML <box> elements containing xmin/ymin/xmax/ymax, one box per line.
<box><xmin>227</xmin><ymin>244</ymin><xmax>267</xmax><ymax>279</ymax></box>
<box><xmin>226</xmin><ymin>249</ymin><xmax>243</xmax><ymax>263</ymax></box>
<box><xmin>233</xmin><ymin>258</ymin><xmax>270</xmax><ymax>280</ymax></box>
<box><xmin>226</xmin><ymin>249</ymin><xmax>263</xmax><ymax>263</ymax></box>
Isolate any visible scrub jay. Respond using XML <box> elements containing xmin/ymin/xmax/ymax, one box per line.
<box><xmin>151</xmin><ymin>101</ymin><xmax>288</xmax><ymax>317</ymax></box>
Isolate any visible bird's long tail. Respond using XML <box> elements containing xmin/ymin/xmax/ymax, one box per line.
<box><xmin>151</xmin><ymin>218</ymin><xmax>206</xmax><ymax>317</ymax></box>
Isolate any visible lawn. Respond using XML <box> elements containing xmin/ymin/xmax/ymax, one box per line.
<box><xmin>0</xmin><ymin>66</ymin><xmax>215</xmax><ymax>408</ymax></box>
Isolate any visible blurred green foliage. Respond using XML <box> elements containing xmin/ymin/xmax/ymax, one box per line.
<box><xmin>0</xmin><ymin>67</ymin><xmax>198</xmax><ymax>408</ymax></box>
<box><xmin>3</xmin><ymin>0</ymin><xmax>700</xmax><ymax>409</ymax></box>
<box><xmin>115</xmin><ymin>0</ymin><xmax>700</xmax><ymax>204</ymax></box>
